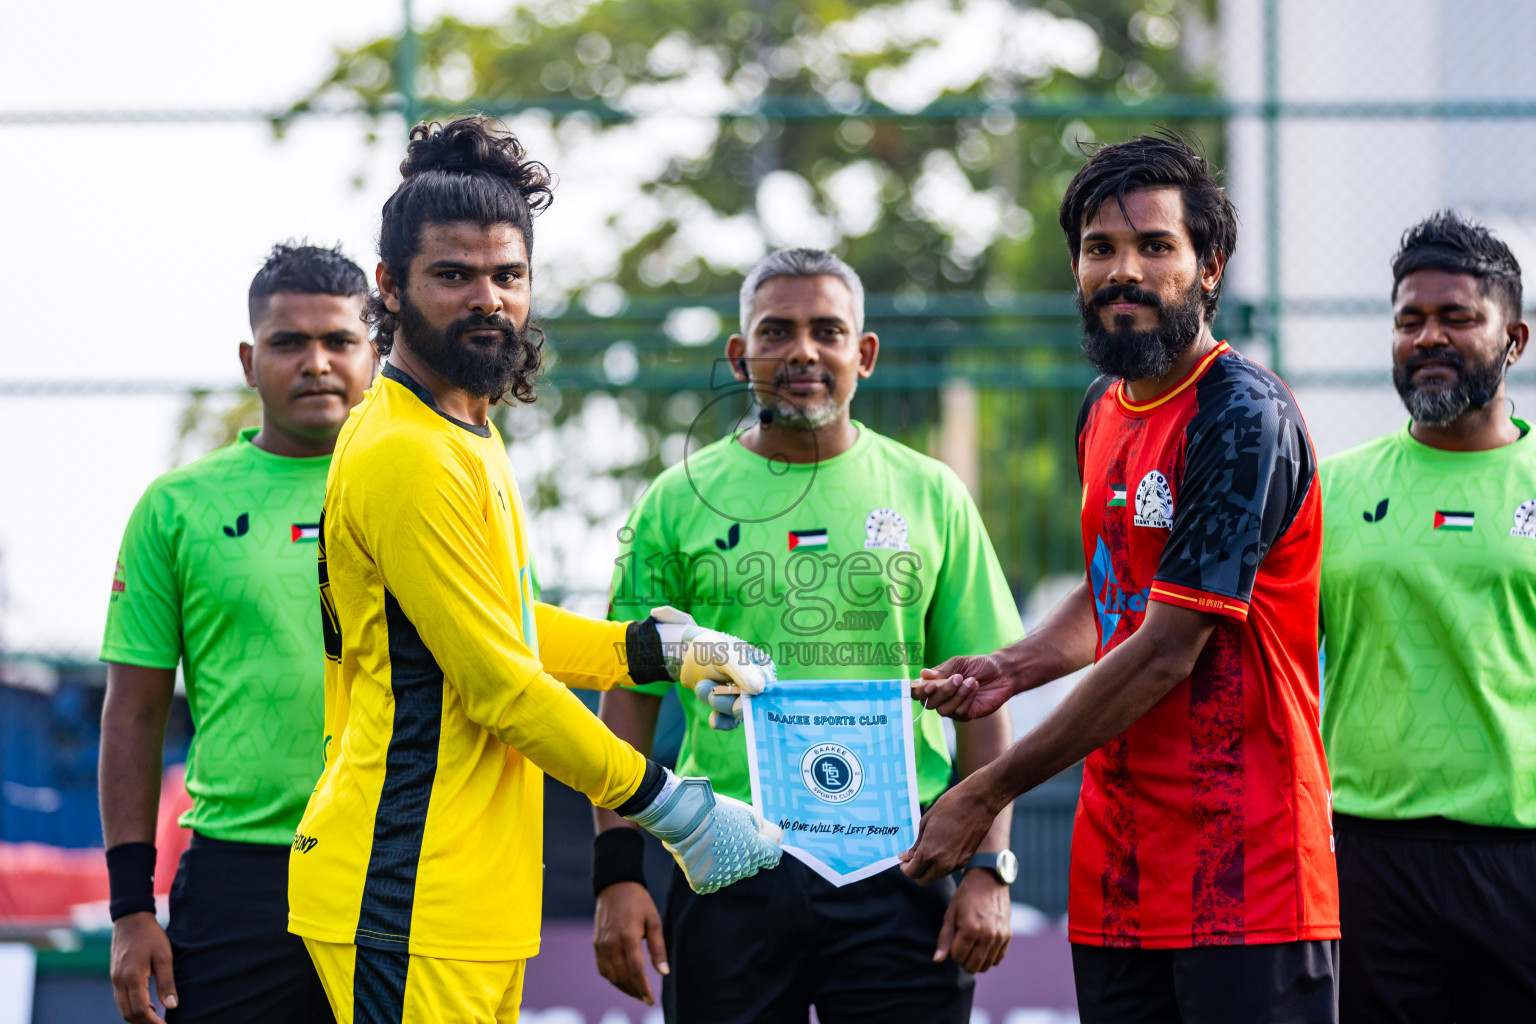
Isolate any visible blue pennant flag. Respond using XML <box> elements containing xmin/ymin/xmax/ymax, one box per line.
<box><xmin>743</xmin><ymin>679</ymin><xmax>921</xmax><ymax>886</ymax></box>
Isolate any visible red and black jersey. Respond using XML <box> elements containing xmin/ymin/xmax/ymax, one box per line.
<box><xmin>1072</xmin><ymin>341</ymin><xmax>1338</xmax><ymax>949</ymax></box>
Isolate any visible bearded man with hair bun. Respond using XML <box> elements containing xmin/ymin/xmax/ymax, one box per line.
<box><xmin>287</xmin><ymin>117</ymin><xmax>782</xmax><ymax>1023</ymax></box>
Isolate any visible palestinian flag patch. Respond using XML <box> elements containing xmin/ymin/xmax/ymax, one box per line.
<box><xmin>292</xmin><ymin>523</ymin><xmax>321</xmax><ymax>543</ymax></box>
<box><xmin>788</xmin><ymin>528</ymin><xmax>828</xmax><ymax>551</ymax></box>
<box><xmin>1432</xmin><ymin>510</ymin><xmax>1474</xmax><ymax>532</ymax></box>
<box><xmin>1106</xmin><ymin>483</ymin><xmax>1127</xmax><ymax>508</ymax></box>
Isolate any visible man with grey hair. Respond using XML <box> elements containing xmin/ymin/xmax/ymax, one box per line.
<box><xmin>590</xmin><ymin>247</ymin><xmax>1025</xmax><ymax>1022</ymax></box>
<box><xmin>737</xmin><ymin>247</ymin><xmax>869</xmax><ymax>328</ymax></box>
<box><xmin>734</xmin><ymin>248</ymin><xmax>868</xmax><ymax>432</ymax></box>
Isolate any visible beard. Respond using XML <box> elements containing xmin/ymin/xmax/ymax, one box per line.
<box><xmin>397</xmin><ymin>294</ymin><xmax>542</xmax><ymax>401</ymax></box>
<box><xmin>1077</xmin><ymin>279</ymin><xmax>1205</xmax><ymax>381</ymax></box>
<box><xmin>764</xmin><ymin>365</ymin><xmax>850</xmax><ymax>430</ymax></box>
<box><xmin>1392</xmin><ymin>342</ymin><xmax>1507</xmax><ymax>427</ymax></box>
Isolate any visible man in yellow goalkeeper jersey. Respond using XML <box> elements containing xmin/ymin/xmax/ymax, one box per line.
<box><xmin>287</xmin><ymin>116</ymin><xmax>782</xmax><ymax>1024</ymax></box>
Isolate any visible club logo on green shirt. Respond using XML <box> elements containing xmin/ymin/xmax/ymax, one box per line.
<box><xmin>864</xmin><ymin>507</ymin><xmax>911</xmax><ymax>551</ymax></box>
<box><xmin>1513</xmin><ymin>499</ymin><xmax>1536</xmax><ymax>539</ymax></box>
<box><xmin>222</xmin><ymin>512</ymin><xmax>249</xmax><ymax>538</ymax></box>
<box><xmin>1362</xmin><ymin>498</ymin><xmax>1389</xmax><ymax>523</ymax></box>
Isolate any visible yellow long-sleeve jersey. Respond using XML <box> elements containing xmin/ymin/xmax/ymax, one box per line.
<box><xmin>288</xmin><ymin>364</ymin><xmax>648</xmax><ymax>961</ymax></box>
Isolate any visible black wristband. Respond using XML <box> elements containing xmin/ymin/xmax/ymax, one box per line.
<box><xmin>625</xmin><ymin>617</ymin><xmax>671</xmax><ymax>685</ymax></box>
<box><xmin>614</xmin><ymin>758</ymin><xmax>665</xmax><ymax>818</ymax></box>
<box><xmin>592</xmin><ymin>827</ymin><xmax>648</xmax><ymax>897</ymax></box>
<box><xmin>106</xmin><ymin>842</ymin><xmax>158</xmax><ymax>921</ymax></box>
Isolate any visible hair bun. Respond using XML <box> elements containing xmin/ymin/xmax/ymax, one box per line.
<box><xmin>400</xmin><ymin>117</ymin><xmax>553</xmax><ymax>214</ymax></box>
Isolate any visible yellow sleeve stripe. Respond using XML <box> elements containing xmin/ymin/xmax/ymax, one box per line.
<box><xmin>1149</xmin><ymin>582</ymin><xmax>1250</xmax><ymax>621</ymax></box>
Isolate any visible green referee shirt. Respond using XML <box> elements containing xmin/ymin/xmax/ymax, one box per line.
<box><xmin>609</xmin><ymin>422</ymin><xmax>1024</xmax><ymax>806</ymax></box>
<box><xmin>101</xmin><ymin>428</ymin><xmax>331</xmax><ymax>845</ymax></box>
<box><xmin>1320</xmin><ymin>419</ymin><xmax>1536</xmax><ymax>827</ymax></box>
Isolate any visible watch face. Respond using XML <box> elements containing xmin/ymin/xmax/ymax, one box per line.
<box><xmin>996</xmin><ymin>849</ymin><xmax>1018</xmax><ymax>884</ymax></box>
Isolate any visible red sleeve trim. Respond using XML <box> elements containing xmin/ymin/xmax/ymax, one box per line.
<box><xmin>1149</xmin><ymin>581</ymin><xmax>1250</xmax><ymax>622</ymax></box>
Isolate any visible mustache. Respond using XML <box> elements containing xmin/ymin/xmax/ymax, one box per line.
<box><xmin>1084</xmin><ymin>283</ymin><xmax>1164</xmax><ymax>313</ymax></box>
<box><xmin>444</xmin><ymin>312</ymin><xmax>523</xmax><ymax>345</ymax></box>
<box><xmin>770</xmin><ymin>368</ymin><xmax>835</xmax><ymax>387</ymax></box>
<box><xmin>1076</xmin><ymin>276</ymin><xmax>1203</xmax><ymax>381</ymax></box>
<box><xmin>1401</xmin><ymin>348</ymin><xmax>1466</xmax><ymax>377</ymax></box>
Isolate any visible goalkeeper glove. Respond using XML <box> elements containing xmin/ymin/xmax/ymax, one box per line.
<box><xmin>631</xmin><ymin>605</ymin><xmax>774</xmax><ymax>731</ymax></box>
<box><xmin>620</xmin><ymin>763</ymin><xmax>782</xmax><ymax>894</ymax></box>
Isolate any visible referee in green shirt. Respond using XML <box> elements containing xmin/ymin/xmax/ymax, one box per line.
<box><xmin>1320</xmin><ymin>211</ymin><xmax>1536</xmax><ymax>1021</ymax></box>
<box><xmin>591</xmin><ymin>249</ymin><xmax>1023</xmax><ymax>1022</ymax></box>
<box><xmin>99</xmin><ymin>244</ymin><xmax>376</xmax><ymax>1024</ymax></box>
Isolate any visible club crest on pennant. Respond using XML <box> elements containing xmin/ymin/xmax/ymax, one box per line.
<box><xmin>800</xmin><ymin>743</ymin><xmax>865</xmax><ymax>804</ymax></box>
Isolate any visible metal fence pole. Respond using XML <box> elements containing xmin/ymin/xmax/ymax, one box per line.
<box><xmin>1263</xmin><ymin>0</ymin><xmax>1283</xmax><ymax>376</ymax></box>
<box><xmin>398</xmin><ymin>0</ymin><xmax>419</xmax><ymax>130</ymax></box>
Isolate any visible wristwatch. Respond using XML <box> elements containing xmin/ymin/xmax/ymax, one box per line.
<box><xmin>964</xmin><ymin>850</ymin><xmax>1018</xmax><ymax>885</ymax></box>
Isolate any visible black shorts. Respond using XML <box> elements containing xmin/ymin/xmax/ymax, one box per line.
<box><xmin>1071</xmin><ymin>939</ymin><xmax>1338</xmax><ymax>1024</ymax></box>
<box><xmin>661</xmin><ymin>855</ymin><xmax>972</xmax><ymax>1024</ymax></box>
<box><xmin>1335</xmin><ymin>813</ymin><xmax>1536</xmax><ymax>1023</ymax></box>
<box><xmin>164</xmin><ymin>833</ymin><xmax>333</xmax><ymax>1024</ymax></box>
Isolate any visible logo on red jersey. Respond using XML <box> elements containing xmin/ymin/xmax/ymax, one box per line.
<box><xmin>1133</xmin><ymin>471</ymin><xmax>1174</xmax><ymax>529</ymax></box>
<box><xmin>1089</xmin><ymin>538</ymin><xmax>1148</xmax><ymax>644</ymax></box>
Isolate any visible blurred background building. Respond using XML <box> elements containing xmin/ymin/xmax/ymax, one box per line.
<box><xmin>4</xmin><ymin>1</ymin><xmax>1536</xmax><ymax>1020</ymax></box>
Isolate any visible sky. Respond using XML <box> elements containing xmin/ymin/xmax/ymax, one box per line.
<box><xmin>0</xmin><ymin>0</ymin><xmax>512</xmax><ymax>654</ymax></box>
<box><xmin>0</xmin><ymin>0</ymin><xmax>798</xmax><ymax>655</ymax></box>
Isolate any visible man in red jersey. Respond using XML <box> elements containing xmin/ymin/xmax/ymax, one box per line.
<box><xmin>902</xmin><ymin>134</ymin><xmax>1338</xmax><ymax>1023</ymax></box>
